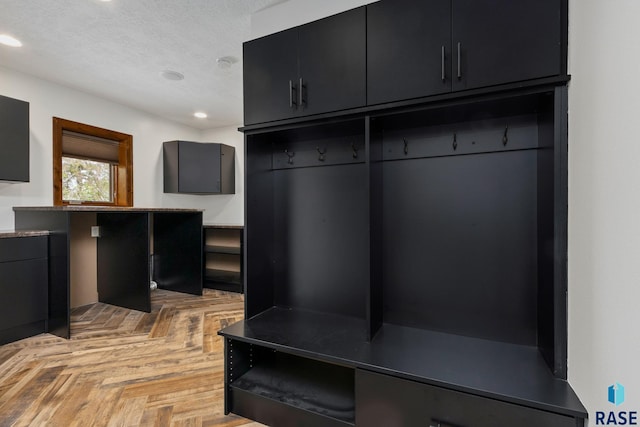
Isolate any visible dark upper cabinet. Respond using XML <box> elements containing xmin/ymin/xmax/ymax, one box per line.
<box><xmin>367</xmin><ymin>0</ymin><xmax>452</xmax><ymax>105</ymax></box>
<box><xmin>0</xmin><ymin>94</ymin><xmax>29</xmax><ymax>182</ymax></box>
<box><xmin>243</xmin><ymin>29</ymin><xmax>299</xmax><ymax>125</ymax></box>
<box><xmin>452</xmin><ymin>0</ymin><xmax>563</xmax><ymax>91</ymax></box>
<box><xmin>297</xmin><ymin>7</ymin><xmax>366</xmax><ymax>117</ymax></box>
<box><xmin>163</xmin><ymin>141</ymin><xmax>235</xmax><ymax>195</ymax></box>
<box><xmin>366</xmin><ymin>0</ymin><xmax>565</xmax><ymax>105</ymax></box>
<box><xmin>243</xmin><ymin>7</ymin><xmax>366</xmax><ymax>125</ymax></box>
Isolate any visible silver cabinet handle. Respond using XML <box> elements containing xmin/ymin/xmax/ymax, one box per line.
<box><xmin>299</xmin><ymin>77</ymin><xmax>305</xmax><ymax>107</ymax></box>
<box><xmin>441</xmin><ymin>45</ymin><xmax>446</xmax><ymax>82</ymax></box>
<box><xmin>457</xmin><ymin>42</ymin><xmax>462</xmax><ymax>79</ymax></box>
<box><xmin>289</xmin><ymin>80</ymin><xmax>297</xmax><ymax>108</ymax></box>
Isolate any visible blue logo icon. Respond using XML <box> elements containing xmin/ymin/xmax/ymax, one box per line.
<box><xmin>609</xmin><ymin>383</ymin><xmax>625</xmax><ymax>406</ymax></box>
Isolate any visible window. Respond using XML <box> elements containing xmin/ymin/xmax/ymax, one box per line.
<box><xmin>53</xmin><ymin>118</ymin><xmax>133</xmax><ymax>206</ymax></box>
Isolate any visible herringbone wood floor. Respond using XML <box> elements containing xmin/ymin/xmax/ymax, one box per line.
<box><xmin>0</xmin><ymin>289</ymin><xmax>266</xmax><ymax>427</ymax></box>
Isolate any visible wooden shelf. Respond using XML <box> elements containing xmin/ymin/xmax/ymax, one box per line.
<box><xmin>205</xmin><ymin>268</ymin><xmax>241</xmax><ymax>283</ymax></box>
<box><xmin>204</xmin><ymin>244</ymin><xmax>240</xmax><ymax>255</ymax></box>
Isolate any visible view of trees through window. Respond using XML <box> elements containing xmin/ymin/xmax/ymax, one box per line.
<box><xmin>62</xmin><ymin>157</ymin><xmax>112</xmax><ymax>202</ymax></box>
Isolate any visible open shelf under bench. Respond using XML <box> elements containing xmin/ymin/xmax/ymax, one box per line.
<box><xmin>228</xmin><ymin>345</ymin><xmax>355</xmax><ymax>426</ymax></box>
<box><xmin>219</xmin><ymin>306</ymin><xmax>586</xmax><ymax>419</ymax></box>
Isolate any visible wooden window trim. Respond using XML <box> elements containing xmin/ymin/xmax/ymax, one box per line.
<box><xmin>53</xmin><ymin>117</ymin><xmax>133</xmax><ymax>207</ymax></box>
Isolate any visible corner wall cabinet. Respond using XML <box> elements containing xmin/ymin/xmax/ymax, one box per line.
<box><xmin>203</xmin><ymin>225</ymin><xmax>243</xmax><ymax>293</ymax></box>
<box><xmin>221</xmin><ymin>0</ymin><xmax>586</xmax><ymax>426</ymax></box>
<box><xmin>0</xmin><ymin>94</ymin><xmax>29</xmax><ymax>182</ymax></box>
<box><xmin>163</xmin><ymin>140</ymin><xmax>235</xmax><ymax>194</ymax></box>
<box><xmin>0</xmin><ymin>234</ymin><xmax>48</xmax><ymax>345</ymax></box>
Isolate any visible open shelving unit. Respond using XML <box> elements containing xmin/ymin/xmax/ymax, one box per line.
<box><xmin>203</xmin><ymin>226</ymin><xmax>243</xmax><ymax>293</ymax></box>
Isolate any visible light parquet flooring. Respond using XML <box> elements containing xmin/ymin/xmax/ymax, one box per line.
<box><xmin>0</xmin><ymin>289</ymin><xmax>266</xmax><ymax>427</ymax></box>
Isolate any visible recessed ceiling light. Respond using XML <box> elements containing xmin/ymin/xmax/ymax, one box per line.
<box><xmin>216</xmin><ymin>56</ymin><xmax>238</xmax><ymax>69</ymax></box>
<box><xmin>194</xmin><ymin>112</ymin><xmax>207</xmax><ymax>119</ymax></box>
<box><xmin>161</xmin><ymin>70</ymin><xmax>184</xmax><ymax>81</ymax></box>
<box><xmin>0</xmin><ymin>34</ymin><xmax>22</xmax><ymax>47</ymax></box>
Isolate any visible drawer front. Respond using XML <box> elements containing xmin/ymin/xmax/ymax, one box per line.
<box><xmin>355</xmin><ymin>370</ymin><xmax>577</xmax><ymax>427</ymax></box>
<box><xmin>0</xmin><ymin>236</ymin><xmax>47</xmax><ymax>263</ymax></box>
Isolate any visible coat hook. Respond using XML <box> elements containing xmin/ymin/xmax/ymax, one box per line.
<box><xmin>403</xmin><ymin>138</ymin><xmax>409</xmax><ymax>155</ymax></box>
<box><xmin>352</xmin><ymin>143</ymin><xmax>359</xmax><ymax>159</ymax></box>
<box><xmin>503</xmin><ymin>126</ymin><xmax>509</xmax><ymax>146</ymax></box>
<box><xmin>284</xmin><ymin>149</ymin><xmax>295</xmax><ymax>165</ymax></box>
<box><xmin>316</xmin><ymin>146</ymin><xmax>326</xmax><ymax>162</ymax></box>
<box><xmin>453</xmin><ymin>133</ymin><xmax>458</xmax><ymax>151</ymax></box>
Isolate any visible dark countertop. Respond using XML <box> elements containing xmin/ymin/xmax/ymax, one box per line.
<box><xmin>203</xmin><ymin>224</ymin><xmax>243</xmax><ymax>229</ymax></box>
<box><xmin>14</xmin><ymin>206</ymin><xmax>203</xmax><ymax>213</ymax></box>
<box><xmin>0</xmin><ymin>230</ymin><xmax>49</xmax><ymax>238</ymax></box>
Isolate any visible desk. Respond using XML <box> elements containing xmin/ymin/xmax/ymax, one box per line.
<box><xmin>14</xmin><ymin>207</ymin><xmax>202</xmax><ymax>339</ymax></box>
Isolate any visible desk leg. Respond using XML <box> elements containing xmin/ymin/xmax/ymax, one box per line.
<box><xmin>153</xmin><ymin>212</ymin><xmax>203</xmax><ymax>296</ymax></box>
<box><xmin>97</xmin><ymin>213</ymin><xmax>151</xmax><ymax>312</ymax></box>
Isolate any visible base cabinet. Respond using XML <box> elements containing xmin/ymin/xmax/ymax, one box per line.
<box><xmin>222</xmin><ymin>338</ymin><xmax>586</xmax><ymax>427</ymax></box>
<box><xmin>356</xmin><ymin>370</ymin><xmax>579</xmax><ymax>427</ymax></box>
<box><xmin>0</xmin><ymin>236</ymin><xmax>48</xmax><ymax>344</ymax></box>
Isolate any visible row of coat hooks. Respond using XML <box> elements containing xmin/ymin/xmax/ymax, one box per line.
<box><xmin>283</xmin><ymin>143</ymin><xmax>360</xmax><ymax>165</ymax></box>
<box><xmin>402</xmin><ymin>126</ymin><xmax>510</xmax><ymax>154</ymax></box>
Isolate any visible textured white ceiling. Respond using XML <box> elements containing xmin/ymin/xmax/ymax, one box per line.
<box><xmin>0</xmin><ymin>0</ymin><xmax>286</xmax><ymax>129</ymax></box>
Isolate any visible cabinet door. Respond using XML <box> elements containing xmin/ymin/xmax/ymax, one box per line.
<box><xmin>0</xmin><ymin>259</ymin><xmax>48</xmax><ymax>332</ymax></box>
<box><xmin>178</xmin><ymin>141</ymin><xmax>221</xmax><ymax>194</ymax></box>
<box><xmin>0</xmin><ymin>95</ymin><xmax>29</xmax><ymax>182</ymax></box>
<box><xmin>243</xmin><ymin>28</ymin><xmax>298</xmax><ymax>125</ymax></box>
<box><xmin>298</xmin><ymin>7</ymin><xmax>366</xmax><ymax>117</ymax></box>
<box><xmin>452</xmin><ymin>0</ymin><xmax>563</xmax><ymax>91</ymax></box>
<box><xmin>367</xmin><ymin>0</ymin><xmax>451</xmax><ymax>105</ymax></box>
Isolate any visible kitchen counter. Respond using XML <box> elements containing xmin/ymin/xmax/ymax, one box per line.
<box><xmin>0</xmin><ymin>229</ymin><xmax>49</xmax><ymax>238</ymax></box>
<box><xmin>14</xmin><ymin>206</ymin><xmax>202</xmax><ymax>212</ymax></box>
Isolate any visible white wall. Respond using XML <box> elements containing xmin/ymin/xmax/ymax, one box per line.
<box><xmin>250</xmin><ymin>0</ymin><xmax>377</xmax><ymax>39</ymax></box>
<box><xmin>568</xmin><ymin>0</ymin><xmax>640</xmax><ymax>423</ymax></box>
<box><xmin>200</xmin><ymin>125</ymin><xmax>244</xmax><ymax>226</ymax></box>
<box><xmin>0</xmin><ymin>65</ymin><xmax>243</xmax><ymax>229</ymax></box>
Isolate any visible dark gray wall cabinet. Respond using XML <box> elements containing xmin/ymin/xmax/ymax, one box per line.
<box><xmin>223</xmin><ymin>0</ymin><xmax>585</xmax><ymax>426</ymax></box>
<box><xmin>163</xmin><ymin>140</ymin><xmax>235</xmax><ymax>194</ymax></box>
<box><xmin>243</xmin><ymin>7</ymin><xmax>366</xmax><ymax>125</ymax></box>
<box><xmin>0</xmin><ymin>94</ymin><xmax>29</xmax><ymax>182</ymax></box>
<box><xmin>0</xmin><ymin>236</ymin><xmax>48</xmax><ymax>345</ymax></box>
